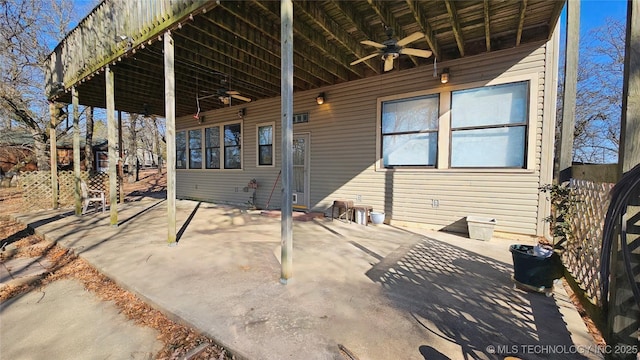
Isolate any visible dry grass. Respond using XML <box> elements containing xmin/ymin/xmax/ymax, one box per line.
<box><xmin>0</xmin><ymin>169</ymin><xmax>231</xmax><ymax>360</ymax></box>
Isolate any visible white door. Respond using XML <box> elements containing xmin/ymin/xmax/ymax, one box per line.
<box><xmin>292</xmin><ymin>133</ymin><xmax>309</xmax><ymax>209</ymax></box>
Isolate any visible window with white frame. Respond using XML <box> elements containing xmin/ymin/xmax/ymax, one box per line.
<box><xmin>205</xmin><ymin>127</ymin><xmax>220</xmax><ymax>169</ymax></box>
<box><xmin>381</xmin><ymin>94</ymin><xmax>439</xmax><ymax>168</ymax></box>
<box><xmin>257</xmin><ymin>123</ymin><xmax>274</xmax><ymax>166</ymax></box>
<box><xmin>224</xmin><ymin>123</ymin><xmax>242</xmax><ymax>169</ymax></box>
<box><xmin>189</xmin><ymin>129</ymin><xmax>202</xmax><ymax>169</ymax></box>
<box><xmin>177</xmin><ymin>121</ymin><xmax>242</xmax><ymax>170</ymax></box>
<box><xmin>450</xmin><ymin>81</ymin><xmax>529</xmax><ymax>168</ymax></box>
<box><xmin>176</xmin><ymin>131</ymin><xmax>186</xmax><ymax>169</ymax></box>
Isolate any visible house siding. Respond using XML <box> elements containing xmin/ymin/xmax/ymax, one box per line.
<box><xmin>176</xmin><ymin>39</ymin><xmax>556</xmax><ymax>237</ymax></box>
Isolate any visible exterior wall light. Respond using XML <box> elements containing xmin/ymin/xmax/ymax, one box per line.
<box><xmin>440</xmin><ymin>68</ymin><xmax>450</xmax><ymax>84</ymax></box>
<box><xmin>316</xmin><ymin>92</ymin><xmax>325</xmax><ymax>105</ymax></box>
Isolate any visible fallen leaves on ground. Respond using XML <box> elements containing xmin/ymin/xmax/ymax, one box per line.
<box><xmin>0</xmin><ymin>170</ymin><xmax>231</xmax><ymax>360</ymax></box>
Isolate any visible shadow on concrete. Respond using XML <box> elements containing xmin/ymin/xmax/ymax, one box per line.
<box><xmin>366</xmin><ymin>236</ymin><xmax>586</xmax><ymax>360</ymax></box>
<box><xmin>176</xmin><ymin>202</ymin><xmax>200</xmax><ymax>243</ymax></box>
<box><xmin>118</xmin><ymin>199</ymin><xmax>166</xmax><ymax>227</ymax></box>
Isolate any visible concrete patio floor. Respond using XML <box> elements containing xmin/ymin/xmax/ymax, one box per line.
<box><xmin>10</xmin><ymin>198</ymin><xmax>603</xmax><ymax>360</ymax></box>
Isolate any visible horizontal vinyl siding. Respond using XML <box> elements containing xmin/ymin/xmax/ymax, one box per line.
<box><xmin>176</xmin><ymin>41</ymin><xmax>553</xmax><ymax>236</ymax></box>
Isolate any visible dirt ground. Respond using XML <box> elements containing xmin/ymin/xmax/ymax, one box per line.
<box><xmin>0</xmin><ymin>169</ymin><xmax>230</xmax><ymax>360</ymax></box>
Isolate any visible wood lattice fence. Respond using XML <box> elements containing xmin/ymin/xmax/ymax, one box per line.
<box><xmin>564</xmin><ymin>179</ymin><xmax>615</xmax><ymax>307</ymax></box>
<box><xmin>21</xmin><ymin>171</ymin><xmax>114</xmax><ymax>211</ymax></box>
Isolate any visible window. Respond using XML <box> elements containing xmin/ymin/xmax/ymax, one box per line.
<box><xmin>381</xmin><ymin>94</ymin><xmax>439</xmax><ymax>168</ymax></box>
<box><xmin>257</xmin><ymin>123</ymin><xmax>274</xmax><ymax>166</ymax></box>
<box><xmin>176</xmin><ymin>131</ymin><xmax>186</xmax><ymax>169</ymax></box>
<box><xmin>224</xmin><ymin>123</ymin><xmax>242</xmax><ymax>169</ymax></box>
<box><xmin>205</xmin><ymin>127</ymin><xmax>220</xmax><ymax>169</ymax></box>
<box><xmin>450</xmin><ymin>81</ymin><xmax>528</xmax><ymax>168</ymax></box>
<box><xmin>189</xmin><ymin>129</ymin><xmax>202</xmax><ymax>169</ymax></box>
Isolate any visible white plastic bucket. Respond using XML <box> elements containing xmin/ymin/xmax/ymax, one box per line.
<box><xmin>370</xmin><ymin>212</ymin><xmax>385</xmax><ymax>224</ymax></box>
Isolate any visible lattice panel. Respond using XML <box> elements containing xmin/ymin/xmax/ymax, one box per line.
<box><xmin>564</xmin><ymin>179</ymin><xmax>615</xmax><ymax>307</ymax></box>
<box><xmin>21</xmin><ymin>171</ymin><xmax>52</xmax><ymax>211</ymax></box>
<box><xmin>21</xmin><ymin>171</ymin><xmax>118</xmax><ymax>211</ymax></box>
<box><xmin>58</xmin><ymin>171</ymin><xmax>77</xmax><ymax>207</ymax></box>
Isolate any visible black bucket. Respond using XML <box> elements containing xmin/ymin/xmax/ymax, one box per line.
<box><xmin>509</xmin><ymin>244</ymin><xmax>563</xmax><ymax>289</ymax></box>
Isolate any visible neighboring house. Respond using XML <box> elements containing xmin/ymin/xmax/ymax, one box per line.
<box><xmin>56</xmin><ymin>137</ymin><xmax>108</xmax><ymax>172</ymax></box>
<box><xmin>0</xmin><ymin>131</ymin><xmax>37</xmax><ymax>173</ymax></box>
<box><xmin>44</xmin><ymin>1</ymin><xmax>565</xmax><ymax>239</ymax></box>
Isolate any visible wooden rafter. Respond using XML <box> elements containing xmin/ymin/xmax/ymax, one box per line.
<box><xmin>207</xmin><ymin>3</ymin><xmax>352</xmax><ymax>84</ymax></box>
<box><xmin>295</xmin><ymin>0</ymin><xmax>379</xmax><ymax>73</ymax></box>
<box><xmin>484</xmin><ymin>0</ymin><xmax>491</xmax><ymax>52</ymax></box>
<box><xmin>330</xmin><ymin>0</ymin><xmax>377</xmax><ymax>46</ymax></box>
<box><xmin>516</xmin><ymin>0</ymin><xmax>528</xmax><ymax>46</ymax></box>
<box><xmin>548</xmin><ymin>0</ymin><xmax>566</xmax><ymax>40</ymax></box>
<box><xmin>405</xmin><ymin>0</ymin><xmax>441</xmax><ymax>60</ymax></box>
<box><xmin>220</xmin><ymin>2</ymin><xmax>363</xmax><ymax>83</ymax></box>
<box><xmin>444</xmin><ymin>0</ymin><xmax>465</xmax><ymax>57</ymax></box>
<box><xmin>366</xmin><ymin>0</ymin><xmax>419</xmax><ymax>66</ymax></box>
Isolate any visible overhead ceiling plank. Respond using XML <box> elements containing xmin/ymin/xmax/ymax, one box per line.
<box><xmin>178</xmin><ymin>24</ymin><xmax>291</xmax><ymax>91</ymax></box>
<box><xmin>484</xmin><ymin>0</ymin><xmax>491</xmax><ymax>52</ymax></box>
<box><xmin>216</xmin><ymin>2</ymin><xmax>352</xmax><ymax>84</ymax></box>
<box><xmin>548</xmin><ymin>1</ymin><xmax>565</xmax><ymax>40</ymax></box>
<box><xmin>177</xmin><ymin>43</ymin><xmax>281</xmax><ymax>97</ymax></box>
<box><xmin>366</xmin><ymin>0</ymin><xmax>419</xmax><ymax>66</ymax></box>
<box><xmin>198</xmin><ymin>12</ymin><xmax>334</xmax><ymax>87</ymax></box>
<box><xmin>405</xmin><ymin>0</ymin><xmax>441</xmax><ymax>60</ymax></box>
<box><xmin>294</xmin><ymin>0</ymin><xmax>379</xmax><ymax>73</ymax></box>
<box><xmin>516</xmin><ymin>0</ymin><xmax>528</xmax><ymax>46</ymax></box>
<box><xmin>330</xmin><ymin>1</ymin><xmax>378</xmax><ymax>45</ymax></box>
<box><xmin>444</xmin><ymin>0</ymin><xmax>466</xmax><ymax>57</ymax></box>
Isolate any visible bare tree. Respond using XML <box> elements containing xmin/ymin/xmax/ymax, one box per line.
<box><xmin>557</xmin><ymin>17</ymin><xmax>624</xmax><ymax>164</ymax></box>
<box><xmin>0</xmin><ymin>0</ymin><xmax>76</xmax><ymax>169</ymax></box>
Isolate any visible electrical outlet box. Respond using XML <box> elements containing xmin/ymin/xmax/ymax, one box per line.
<box><xmin>356</xmin><ymin>195</ymin><xmax>362</xmax><ymax>202</ymax></box>
<box><xmin>432</xmin><ymin>199</ymin><xmax>439</xmax><ymax>208</ymax></box>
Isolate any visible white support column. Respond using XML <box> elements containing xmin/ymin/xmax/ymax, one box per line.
<box><xmin>165</xmin><ymin>31</ymin><xmax>177</xmax><ymax>245</ymax></box>
<box><xmin>72</xmin><ymin>87</ymin><xmax>81</xmax><ymax>215</ymax></box>
<box><xmin>280</xmin><ymin>0</ymin><xmax>293</xmax><ymax>284</ymax></box>
<box><xmin>106</xmin><ymin>66</ymin><xmax>118</xmax><ymax>226</ymax></box>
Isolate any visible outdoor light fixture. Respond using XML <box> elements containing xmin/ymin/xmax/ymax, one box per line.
<box><xmin>316</xmin><ymin>93</ymin><xmax>325</xmax><ymax>105</ymax></box>
<box><xmin>440</xmin><ymin>68</ymin><xmax>450</xmax><ymax>84</ymax></box>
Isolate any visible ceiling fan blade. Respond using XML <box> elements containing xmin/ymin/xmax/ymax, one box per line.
<box><xmin>396</xmin><ymin>32</ymin><xmax>424</xmax><ymax>47</ymax></box>
<box><xmin>361</xmin><ymin>40</ymin><xmax>386</xmax><ymax>49</ymax></box>
<box><xmin>231</xmin><ymin>94</ymin><xmax>252</xmax><ymax>102</ymax></box>
<box><xmin>384</xmin><ymin>56</ymin><xmax>394</xmax><ymax>72</ymax></box>
<box><xmin>350</xmin><ymin>52</ymin><xmax>379</xmax><ymax>66</ymax></box>
<box><xmin>400</xmin><ymin>48</ymin><xmax>433</xmax><ymax>58</ymax></box>
<box><xmin>226</xmin><ymin>90</ymin><xmax>240</xmax><ymax>95</ymax></box>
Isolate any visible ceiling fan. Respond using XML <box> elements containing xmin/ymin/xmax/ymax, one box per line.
<box><xmin>196</xmin><ymin>76</ymin><xmax>252</xmax><ymax>108</ymax></box>
<box><xmin>351</xmin><ymin>29</ymin><xmax>433</xmax><ymax>72</ymax></box>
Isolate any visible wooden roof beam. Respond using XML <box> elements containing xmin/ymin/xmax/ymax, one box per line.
<box><xmin>484</xmin><ymin>0</ymin><xmax>491</xmax><ymax>52</ymax></box>
<box><xmin>330</xmin><ymin>1</ymin><xmax>377</xmax><ymax>44</ymax></box>
<box><xmin>366</xmin><ymin>0</ymin><xmax>420</xmax><ymax>66</ymax></box>
<box><xmin>405</xmin><ymin>0</ymin><xmax>441</xmax><ymax>60</ymax></box>
<box><xmin>444</xmin><ymin>0</ymin><xmax>466</xmax><ymax>57</ymax></box>
<box><xmin>294</xmin><ymin>0</ymin><xmax>379</xmax><ymax>73</ymax></box>
<box><xmin>548</xmin><ymin>0</ymin><xmax>566</xmax><ymax>40</ymax></box>
<box><xmin>226</xmin><ymin>2</ymin><xmax>363</xmax><ymax>84</ymax></box>
<box><xmin>199</xmin><ymin>11</ymin><xmax>335</xmax><ymax>88</ymax></box>
<box><xmin>516</xmin><ymin>0</ymin><xmax>528</xmax><ymax>46</ymax></box>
